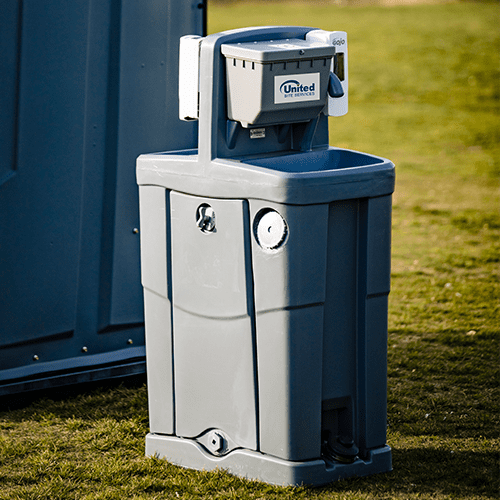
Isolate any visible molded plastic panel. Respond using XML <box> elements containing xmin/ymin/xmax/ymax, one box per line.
<box><xmin>0</xmin><ymin>0</ymin><xmax>21</xmax><ymax>186</ymax></box>
<box><xmin>139</xmin><ymin>186</ymin><xmax>169</xmax><ymax>299</ymax></box>
<box><xmin>1</xmin><ymin>0</ymin><xmax>89</xmax><ymax>350</ymax></box>
<box><xmin>144</xmin><ymin>289</ymin><xmax>174</xmax><ymax>434</ymax></box>
<box><xmin>363</xmin><ymin>294</ymin><xmax>389</xmax><ymax>449</ymax></box>
<box><xmin>256</xmin><ymin>306</ymin><xmax>324</xmax><ymax>460</ymax></box>
<box><xmin>322</xmin><ymin>200</ymin><xmax>359</xmax><ymax>403</ymax></box>
<box><xmin>108</xmin><ymin>0</ymin><xmax>203</xmax><ymax>325</ymax></box>
<box><xmin>0</xmin><ymin>0</ymin><xmax>204</xmax><ymax>395</ymax></box>
<box><xmin>366</xmin><ymin>195</ymin><xmax>392</xmax><ymax>296</ymax></box>
<box><xmin>170</xmin><ymin>193</ymin><xmax>250</xmax><ymax>318</ymax></box>
<box><xmin>139</xmin><ymin>186</ymin><xmax>174</xmax><ymax>434</ymax></box>
<box><xmin>173</xmin><ymin>309</ymin><xmax>257</xmax><ymax>450</ymax></box>
<box><xmin>250</xmin><ymin>201</ymin><xmax>329</xmax><ymax>312</ymax></box>
<box><xmin>170</xmin><ymin>192</ymin><xmax>257</xmax><ymax>449</ymax></box>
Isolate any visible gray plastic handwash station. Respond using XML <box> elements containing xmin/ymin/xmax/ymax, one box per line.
<box><xmin>137</xmin><ymin>26</ymin><xmax>394</xmax><ymax>486</ymax></box>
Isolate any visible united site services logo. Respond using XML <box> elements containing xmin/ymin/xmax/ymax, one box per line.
<box><xmin>274</xmin><ymin>73</ymin><xmax>320</xmax><ymax>104</ymax></box>
<box><xmin>280</xmin><ymin>80</ymin><xmax>315</xmax><ymax>96</ymax></box>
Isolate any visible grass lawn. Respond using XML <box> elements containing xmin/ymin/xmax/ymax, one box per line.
<box><xmin>1</xmin><ymin>1</ymin><xmax>499</xmax><ymax>499</ymax></box>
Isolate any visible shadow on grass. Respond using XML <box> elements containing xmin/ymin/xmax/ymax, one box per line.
<box><xmin>315</xmin><ymin>446</ymin><xmax>499</xmax><ymax>499</ymax></box>
<box><xmin>0</xmin><ymin>374</ymin><xmax>148</xmax><ymax>418</ymax></box>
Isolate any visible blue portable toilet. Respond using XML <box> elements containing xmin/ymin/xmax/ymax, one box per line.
<box><xmin>0</xmin><ymin>0</ymin><xmax>205</xmax><ymax>395</ymax></box>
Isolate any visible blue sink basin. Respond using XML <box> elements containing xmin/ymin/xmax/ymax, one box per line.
<box><xmin>242</xmin><ymin>148</ymin><xmax>385</xmax><ymax>173</ymax></box>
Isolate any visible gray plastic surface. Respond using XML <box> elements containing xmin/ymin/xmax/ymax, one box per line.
<box><xmin>138</xmin><ymin>26</ymin><xmax>394</xmax><ymax>487</ymax></box>
<box><xmin>221</xmin><ymin>38</ymin><xmax>335</xmax><ymax>63</ymax></box>
<box><xmin>222</xmin><ymin>39</ymin><xmax>334</xmax><ymax>127</ymax></box>
<box><xmin>146</xmin><ymin>433</ymin><xmax>392</xmax><ymax>487</ymax></box>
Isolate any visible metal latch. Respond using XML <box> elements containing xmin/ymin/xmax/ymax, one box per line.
<box><xmin>196</xmin><ymin>204</ymin><xmax>216</xmax><ymax>233</ymax></box>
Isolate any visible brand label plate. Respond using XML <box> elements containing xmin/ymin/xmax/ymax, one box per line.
<box><xmin>274</xmin><ymin>73</ymin><xmax>320</xmax><ymax>104</ymax></box>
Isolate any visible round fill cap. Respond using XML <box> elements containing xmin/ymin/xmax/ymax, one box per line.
<box><xmin>255</xmin><ymin>210</ymin><xmax>287</xmax><ymax>250</ymax></box>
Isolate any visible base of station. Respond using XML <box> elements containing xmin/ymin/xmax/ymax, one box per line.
<box><xmin>146</xmin><ymin>433</ymin><xmax>392</xmax><ymax>487</ymax></box>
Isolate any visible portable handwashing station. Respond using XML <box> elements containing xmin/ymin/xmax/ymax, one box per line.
<box><xmin>137</xmin><ymin>26</ymin><xmax>394</xmax><ymax>486</ymax></box>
